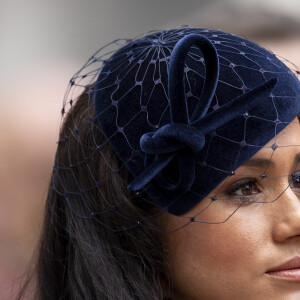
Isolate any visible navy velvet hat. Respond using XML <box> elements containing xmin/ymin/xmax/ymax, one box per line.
<box><xmin>93</xmin><ymin>27</ymin><xmax>300</xmax><ymax>216</ymax></box>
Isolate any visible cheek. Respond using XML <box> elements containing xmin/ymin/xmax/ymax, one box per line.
<box><xmin>166</xmin><ymin>212</ymin><xmax>269</xmax><ymax>299</ymax></box>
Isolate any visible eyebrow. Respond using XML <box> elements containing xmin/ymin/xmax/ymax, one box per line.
<box><xmin>243</xmin><ymin>153</ymin><xmax>300</xmax><ymax>168</ymax></box>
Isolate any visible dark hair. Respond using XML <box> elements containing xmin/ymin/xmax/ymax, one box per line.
<box><xmin>36</xmin><ymin>87</ymin><xmax>171</xmax><ymax>299</ymax></box>
<box><xmin>21</xmin><ymin>81</ymin><xmax>300</xmax><ymax>299</ymax></box>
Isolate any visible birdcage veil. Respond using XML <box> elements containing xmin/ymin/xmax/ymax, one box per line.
<box><xmin>52</xmin><ymin>26</ymin><xmax>300</xmax><ymax>233</ymax></box>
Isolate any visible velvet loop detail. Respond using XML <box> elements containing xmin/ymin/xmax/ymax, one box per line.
<box><xmin>140</xmin><ymin>123</ymin><xmax>205</xmax><ymax>154</ymax></box>
<box><xmin>168</xmin><ymin>34</ymin><xmax>219</xmax><ymax>124</ymax></box>
<box><xmin>126</xmin><ymin>32</ymin><xmax>280</xmax><ymax>199</ymax></box>
<box><xmin>93</xmin><ymin>27</ymin><xmax>300</xmax><ymax>215</ymax></box>
<box><xmin>126</xmin><ymin>34</ymin><xmax>278</xmax><ymax>195</ymax></box>
<box><xmin>128</xmin><ymin>124</ymin><xmax>205</xmax><ymax>194</ymax></box>
<box><xmin>127</xmin><ymin>77</ymin><xmax>278</xmax><ymax>194</ymax></box>
<box><xmin>129</xmin><ymin>124</ymin><xmax>206</xmax><ymax>194</ymax></box>
<box><xmin>127</xmin><ymin>34</ymin><xmax>219</xmax><ymax>194</ymax></box>
<box><xmin>145</xmin><ymin>148</ymin><xmax>196</xmax><ymax>195</ymax></box>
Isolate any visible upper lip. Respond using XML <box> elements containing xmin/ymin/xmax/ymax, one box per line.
<box><xmin>267</xmin><ymin>256</ymin><xmax>300</xmax><ymax>273</ymax></box>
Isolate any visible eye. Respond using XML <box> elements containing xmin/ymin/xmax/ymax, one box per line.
<box><xmin>290</xmin><ymin>171</ymin><xmax>300</xmax><ymax>189</ymax></box>
<box><xmin>225</xmin><ymin>179</ymin><xmax>261</xmax><ymax>198</ymax></box>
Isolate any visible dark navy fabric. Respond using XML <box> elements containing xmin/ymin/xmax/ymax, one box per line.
<box><xmin>94</xmin><ymin>28</ymin><xmax>300</xmax><ymax>215</ymax></box>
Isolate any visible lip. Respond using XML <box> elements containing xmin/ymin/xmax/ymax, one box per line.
<box><xmin>266</xmin><ymin>256</ymin><xmax>300</xmax><ymax>281</ymax></box>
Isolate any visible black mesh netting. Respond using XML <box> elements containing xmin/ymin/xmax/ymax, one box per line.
<box><xmin>52</xmin><ymin>26</ymin><xmax>300</xmax><ymax>232</ymax></box>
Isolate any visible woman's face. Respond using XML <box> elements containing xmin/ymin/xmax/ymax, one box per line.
<box><xmin>165</xmin><ymin>117</ymin><xmax>300</xmax><ymax>300</ymax></box>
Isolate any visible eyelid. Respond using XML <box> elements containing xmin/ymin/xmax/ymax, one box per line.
<box><xmin>222</xmin><ymin>170</ymin><xmax>300</xmax><ymax>199</ymax></box>
<box><xmin>290</xmin><ymin>170</ymin><xmax>300</xmax><ymax>186</ymax></box>
<box><xmin>224</xmin><ymin>177</ymin><xmax>260</xmax><ymax>195</ymax></box>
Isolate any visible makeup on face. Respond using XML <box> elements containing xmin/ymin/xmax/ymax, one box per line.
<box><xmin>165</xmin><ymin>118</ymin><xmax>300</xmax><ymax>299</ymax></box>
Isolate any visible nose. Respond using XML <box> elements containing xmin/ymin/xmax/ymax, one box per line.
<box><xmin>272</xmin><ymin>187</ymin><xmax>300</xmax><ymax>243</ymax></box>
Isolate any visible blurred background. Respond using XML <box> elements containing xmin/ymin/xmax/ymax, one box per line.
<box><xmin>0</xmin><ymin>0</ymin><xmax>300</xmax><ymax>298</ymax></box>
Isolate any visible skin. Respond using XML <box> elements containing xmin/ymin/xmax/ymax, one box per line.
<box><xmin>165</xmin><ymin>117</ymin><xmax>300</xmax><ymax>300</ymax></box>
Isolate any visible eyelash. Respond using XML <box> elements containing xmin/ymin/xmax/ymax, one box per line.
<box><xmin>290</xmin><ymin>171</ymin><xmax>300</xmax><ymax>189</ymax></box>
<box><xmin>224</xmin><ymin>171</ymin><xmax>300</xmax><ymax>199</ymax></box>
<box><xmin>225</xmin><ymin>178</ymin><xmax>260</xmax><ymax>199</ymax></box>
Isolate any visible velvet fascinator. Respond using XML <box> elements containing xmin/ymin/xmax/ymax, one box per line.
<box><xmin>92</xmin><ymin>27</ymin><xmax>300</xmax><ymax>215</ymax></box>
<box><xmin>60</xmin><ymin>27</ymin><xmax>300</xmax><ymax>219</ymax></box>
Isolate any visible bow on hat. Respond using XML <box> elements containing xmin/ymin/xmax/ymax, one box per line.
<box><xmin>127</xmin><ymin>34</ymin><xmax>277</xmax><ymax>196</ymax></box>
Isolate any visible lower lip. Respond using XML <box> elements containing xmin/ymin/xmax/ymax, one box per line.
<box><xmin>266</xmin><ymin>269</ymin><xmax>300</xmax><ymax>281</ymax></box>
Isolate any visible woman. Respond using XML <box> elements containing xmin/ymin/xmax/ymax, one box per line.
<box><xmin>35</xmin><ymin>27</ymin><xmax>300</xmax><ymax>299</ymax></box>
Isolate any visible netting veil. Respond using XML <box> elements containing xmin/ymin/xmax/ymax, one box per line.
<box><xmin>53</xmin><ymin>27</ymin><xmax>300</xmax><ymax>232</ymax></box>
